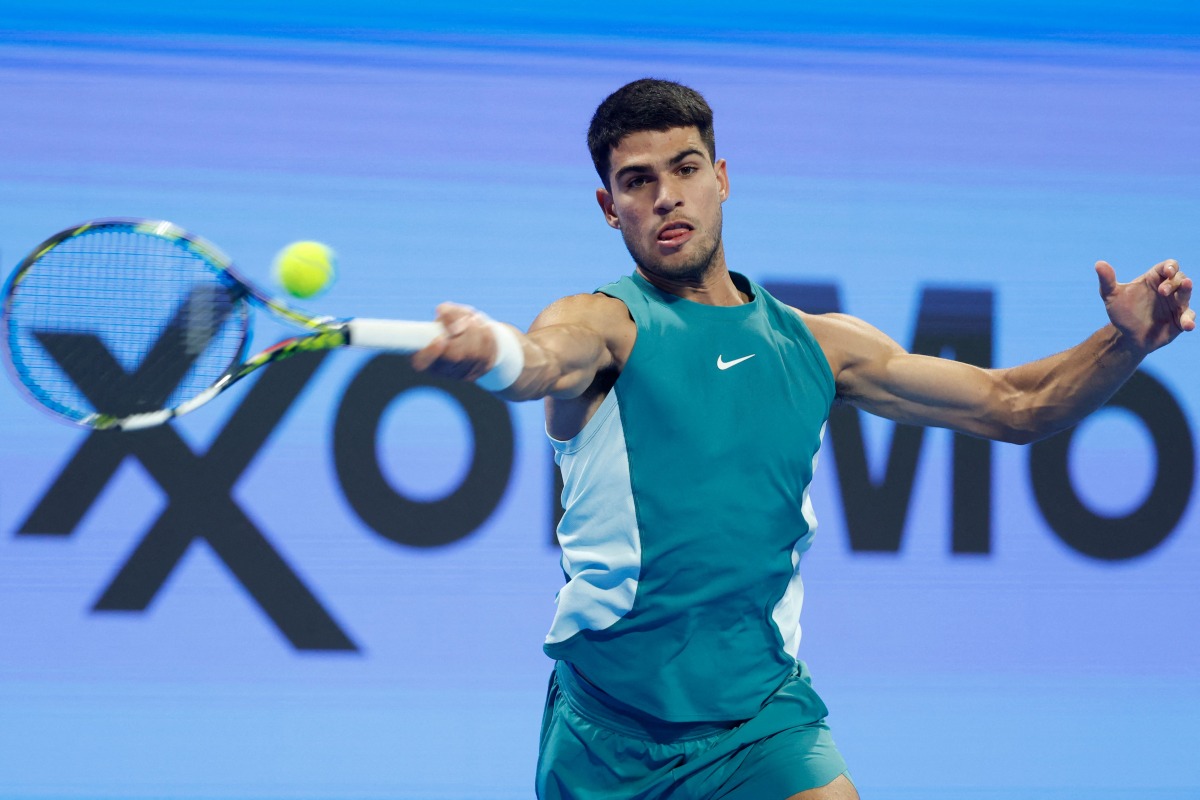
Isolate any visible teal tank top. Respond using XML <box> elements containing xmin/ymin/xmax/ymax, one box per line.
<box><xmin>544</xmin><ymin>271</ymin><xmax>836</xmax><ymax>722</ymax></box>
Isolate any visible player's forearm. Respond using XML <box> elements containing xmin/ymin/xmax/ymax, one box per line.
<box><xmin>998</xmin><ymin>324</ymin><xmax>1144</xmax><ymax>443</ymax></box>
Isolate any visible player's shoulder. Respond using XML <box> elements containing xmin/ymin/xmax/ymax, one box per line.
<box><xmin>531</xmin><ymin>291</ymin><xmax>632</xmax><ymax>331</ymax></box>
<box><xmin>788</xmin><ymin>308</ymin><xmax>872</xmax><ymax>338</ymax></box>
<box><xmin>786</xmin><ymin>308</ymin><xmax>903</xmax><ymax>373</ymax></box>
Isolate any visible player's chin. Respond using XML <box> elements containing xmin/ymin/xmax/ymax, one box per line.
<box><xmin>656</xmin><ymin>247</ymin><xmax>716</xmax><ymax>277</ymax></box>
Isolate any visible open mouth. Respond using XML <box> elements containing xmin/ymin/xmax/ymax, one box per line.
<box><xmin>657</xmin><ymin>221</ymin><xmax>694</xmax><ymax>246</ymax></box>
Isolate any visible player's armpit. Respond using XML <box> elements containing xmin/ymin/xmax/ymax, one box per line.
<box><xmin>508</xmin><ymin>292</ymin><xmax>636</xmax><ymax>401</ymax></box>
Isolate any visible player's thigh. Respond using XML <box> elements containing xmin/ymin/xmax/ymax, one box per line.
<box><xmin>785</xmin><ymin>772</ymin><xmax>859</xmax><ymax>800</ymax></box>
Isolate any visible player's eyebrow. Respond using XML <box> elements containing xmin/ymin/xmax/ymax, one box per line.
<box><xmin>668</xmin><ymin>148</ymin><xmax>707</xmax><ymax>167</ymax></box>
<box><xmin>613</xmin><ymin>148</ymin><xmax>708</xmax><ymax>184</ymax></box>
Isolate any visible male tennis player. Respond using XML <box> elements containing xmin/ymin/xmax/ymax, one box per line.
<box><xmin>411</xmin><ymin>79</ymin><xmax>1194</xmax><ymax>800</ymax></box>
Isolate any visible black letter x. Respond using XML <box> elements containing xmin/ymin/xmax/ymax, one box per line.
<box><xmin>18</xmin><ymin>325</ymin><xmax>356</xmax><ymax>651</ymax></box>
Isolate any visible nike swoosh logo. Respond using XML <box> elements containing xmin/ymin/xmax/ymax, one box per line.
<box><xmin>717</xmin><ymin>354</ymin><xmax>756</xmax><ymax>370</ymax></box>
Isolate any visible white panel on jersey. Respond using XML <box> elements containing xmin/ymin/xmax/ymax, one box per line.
<box><xmin>545</xmin><ymin>390</ymin><xmax>642</xmax><ymax>645</ymax></box>
<box><xmin>772</xmin><ymin>421</ymin><xmax>827</xmax><ymax>657</ymax></box>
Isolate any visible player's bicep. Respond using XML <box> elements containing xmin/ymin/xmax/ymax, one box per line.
<box><xmin>856</xmin><ymin>351</ymin><xmax>1012</xmax><ymax>432</ymax></box>
<box><xmin>807</xmin><ymin>312</ymin><xmax>1017</xmax><ymax>438</ymax></box>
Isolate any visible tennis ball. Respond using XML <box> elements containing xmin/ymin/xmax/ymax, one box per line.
<box><xmin>273</xmin><ymin>240</ymin><xmax>337</xmax><ymax>299</ymax></box>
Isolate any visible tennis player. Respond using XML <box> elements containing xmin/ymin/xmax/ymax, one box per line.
<box><xmin>411</xmin><ymin>79</ymin><xmax>1194</xmax><ymax>800</ymax></box>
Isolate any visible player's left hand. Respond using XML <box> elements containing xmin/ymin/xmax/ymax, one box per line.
<box><xmin>1097</xmin><ymin>259</ymin><xmax>1194</xmax><ymax>354</ymax></box>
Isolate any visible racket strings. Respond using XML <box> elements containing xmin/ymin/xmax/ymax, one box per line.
<box><xmin>4</xmin><ymin>226</ymin><xmax>248</xmax><ymax>421</ymax></box>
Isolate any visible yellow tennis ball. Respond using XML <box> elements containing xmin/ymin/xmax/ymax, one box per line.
<box><xmin>273</xmin><ymin>240</ymin><xmax>337</xmax><ymax>299</ymax></box>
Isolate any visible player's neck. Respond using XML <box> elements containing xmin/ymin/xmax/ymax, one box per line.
<box><xmin>636</xmin><ymin>259</ymin><xmax>747</xmax><ymax>306</ymax></box>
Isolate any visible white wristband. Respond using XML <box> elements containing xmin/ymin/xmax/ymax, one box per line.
<box><xmin>476</xmin><ymin>320</ymin><xmax>525</xmax><ymax>392</ymax></box>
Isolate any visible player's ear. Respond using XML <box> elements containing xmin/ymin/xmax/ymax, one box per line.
<box><xmin>715</xmin><ymin>159</ymin><xmax>730</xmax><ymax>202</ymax></box>
<box><xmin>596</xmin><ymin>187</ymin><xmax>620</xmax><ymax>229</ymax></box>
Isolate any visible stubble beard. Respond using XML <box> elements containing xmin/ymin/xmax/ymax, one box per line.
<box><xmin>623</xmin><ymin>214</ymin><xmax>725</xmax><ymax>284</ymax></box>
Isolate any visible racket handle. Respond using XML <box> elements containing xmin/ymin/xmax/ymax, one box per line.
<box><xmin>346</xmin><ymin>319</ymin><xmax>445</xmax><ymax>351</ymax></box>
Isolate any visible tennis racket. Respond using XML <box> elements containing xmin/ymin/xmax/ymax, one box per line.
<box><xmin>2</xmin><ymin>218</ymin><xmax>444</xmax><ymax>431</ymax></box>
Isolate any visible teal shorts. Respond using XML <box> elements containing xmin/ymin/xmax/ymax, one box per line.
<box><xmin>536</xmin><ymin>660</ymin><xmax>850</xmax><ymax>800</ymax></box>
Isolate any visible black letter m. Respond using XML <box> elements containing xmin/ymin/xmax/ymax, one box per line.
<box><xmin>764</xmin><ymin>282</ymin><xmax>994</xmax><ymax>553</ymax></box>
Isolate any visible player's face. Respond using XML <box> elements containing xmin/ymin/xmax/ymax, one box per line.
<box><xmin>597</xmin><ymin>127</ymin><xmax>729</xmax><ymax>283</ymax></box>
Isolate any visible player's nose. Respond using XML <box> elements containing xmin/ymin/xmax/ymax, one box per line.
<box><xmin>654</xmin><ymin>178</ymin><xmax>684</xmax><ymax>213</ymax></box>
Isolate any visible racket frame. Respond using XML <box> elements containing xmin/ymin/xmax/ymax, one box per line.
<box><xmin>2</xmin><ymin>218</ymin><xmax>440</xmax><ymax>431</ymax></box>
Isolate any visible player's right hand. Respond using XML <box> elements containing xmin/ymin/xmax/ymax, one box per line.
<box><xmin>410</xmin><ymin>302</ymin><xmax>499</xmax><ymax>381</ymax></box>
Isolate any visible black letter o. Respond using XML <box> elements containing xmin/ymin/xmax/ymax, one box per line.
<box><xmin>333</xmin><ymin>355</ymin><xmax>514</xmax><ymax>548</ymax></box>
<box><xmin>1029</xmin><ymin>370</ymin><xmax>1194</xmax><ymax>560</ymax></box>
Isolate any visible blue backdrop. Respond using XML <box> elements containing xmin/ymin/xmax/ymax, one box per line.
<box><xmin>1</xmin><ymin>3</ymin><xmax>1197</xmax><ymax>798</ymax></box>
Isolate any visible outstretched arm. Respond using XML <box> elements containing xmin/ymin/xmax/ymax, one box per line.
<box><xmin>807</xmin><ymin>259</ymin><xmax>1193</xmax><ymax>444</ymax></box>
<box><xmin>409</xmin><ymin>293</ymin><xmax>634</xmax><ymax>401</ymax></box>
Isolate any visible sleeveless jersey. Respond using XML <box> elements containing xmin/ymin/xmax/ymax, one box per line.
<box><xmin>543</xmin><ymin>271</ymin><xmax>836</xmax><ymax>723</ymax></box>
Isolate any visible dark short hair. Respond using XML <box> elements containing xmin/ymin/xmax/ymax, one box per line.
<box><xmin>588</xmin><ymin>78</ymin><xmax>716</xmax><ymax>189</ymax></box>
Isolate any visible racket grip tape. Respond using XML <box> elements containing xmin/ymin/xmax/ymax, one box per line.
<box><xmin>346</xmin><ymin>319</ymin><xmax>444</xmax><ymax>351</ymax></box>
<box><xmin>345</xmin><ymin>317</ymin><xmax>524</xmax><ymax>392</ymax></box>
